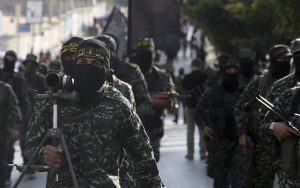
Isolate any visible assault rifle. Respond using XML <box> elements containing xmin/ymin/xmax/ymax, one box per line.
<box><xmin>255</xmin><ymin>94</ymin><xmax>299</xmax><ymax>133</ymax></box>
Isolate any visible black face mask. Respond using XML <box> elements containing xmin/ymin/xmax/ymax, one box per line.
<box><xmin>271</xmin><ymin>60</ymin><xmax>291</xmax><ymax>79</ymax></box>
<box><xmin>74</xmin><ymin>64</ymin><xmax>106</xmax><ymax>108</ymax></box>
<box><xmin>293</xmin><ymin>56</ymin><xmax>300</xmax><ymax>77</ymax></box>
<box><xmin>62</xmin><ymin>60</ymin><xmax>74</xmax><ymax>77</ymax></box>
<box><xmin>222</xmin><ymin>72</ymin><xmax>239</xmax><ymax>92</ymax></box>
<box><xmin>3</xmin><ymin>58</ymin><xmax>16</xmax><ymax>75</ymax></box>
<box><xmin>25</xmin><ymin>61</ymin><xmax>38</xmax><ymax>75</ymax></box>
<box><xmin>135</xmin><ymin>51</ymin><xmax>153</xmax><ymax>74</ymax></box>
<box><xmin>239</xmin><ymin>59</ymin><xmax>254</xmax><ymax>78</ymax></box>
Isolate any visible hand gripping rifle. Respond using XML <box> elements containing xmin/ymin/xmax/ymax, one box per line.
<box><xmin>255</xmin><ymin>94</ymin><xmax>299</xmax><ymax>133</ymax></box>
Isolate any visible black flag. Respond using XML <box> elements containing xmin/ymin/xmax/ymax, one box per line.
<box><xmin>103</xmin><ymin>7</ymin><xmax>127</xmax><ymax>60</ymax></box>
<box><xmin>129</xmin><ymin>0</ymin><xmax>181</xmax><ymax>54</ymax></box>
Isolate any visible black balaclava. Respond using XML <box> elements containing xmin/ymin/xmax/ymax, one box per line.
<box><xmin>74</xmin><ymin>39</ymin><xmax>110</xmax><ymax>108</ymax></box>
<box><xmin>132</xmin><ymin>38</ymin><xmax>155</xmax><ymax>74</ymax></box>
<box><xmin>222</xmin><ymin>64</ymin><xmax>240</xmax><ymax>92</ymax></box>
<box><xmin>239</xmin><ymin>58</ymin><xmax>254</xmax><ymax>78</ymax></box>
<box><xmin>61</xmin><ymin>37</ymin><xmax>83</xmax><ymax>77</ymax></box>
<box><xmin>24</xmin><ymin>54</ymin><xmax>38</xmax><ymax>75</ymax></box>
<box><xmin>269</xmin><ymin>45</ymin><xmax>291</xmax><ymax>79</ymax></box>
<box><xmin>134</xmin><ymin>49</ymin><xmax>153</xmax><ymax>74</ymax></box>
<box><xmin>3</xmin><ymin>50</ymin><xmax>17</xmax><ymax>75</ymax></box>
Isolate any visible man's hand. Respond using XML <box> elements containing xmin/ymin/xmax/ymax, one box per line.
<box><xmin>43</xmin><ymin>145</ymin><xmax>63</xmax><ymax>169</ymax></box>
<box><xmin>273</xmin><ymin>122</ymin><xmax>299</xmax><ymax>139</ymax></box>
<box><xmin>203</xmin><ymin>126</ymin><xmax>214</xmax><ymax>140</ymax></box>
<box><xmin>9</xmin><ymin>129</ymin><xmax>19</xmax><ymax>142</ymax></box>
<box><xmin>239</xmin><ymin>134</ymin><xmax>248</xmax><ymax>149</ymax></box>
<box><xmin>151</xmin><ymin>92</ymin><xmax>171</xmax><ymax>109</ymax></box>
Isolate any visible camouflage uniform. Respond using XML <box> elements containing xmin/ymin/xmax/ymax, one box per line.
<box><xmin>234</xmin><ymin>72</ymin><xmax>275</xmax><ymax>187</ymax></box>
<box><xmin>143</xmin><ymin>66</ymin><xmax>175</xmax><ymax>162</ymax></box>
<box><xmin>196</xmin><ymin>82</ymin><xmax>242</xmax><ymax>188</ymax></box>
<box><xmin>114</xmin><ymin>62</ymin><xmax>152</xmax><ymax>117</ymax></box>
<box><xmin>111</xmin><ymin>75</ymin><xmax>135</xmax><ymax>106</ymax></box>
<box><xmin>25</xmin><ymin>85</ymin><xmax>162</xmax><ymax>188</ymax></box>
<box><xmin>0</xmin><ymin>69</ymin><xmax>31</xmax><ymax>181</ymax></box>
<box><xmin>255</xmin><ymin>72</ymin><xmax>300</xmax><ymax>187</ymax></box>
<box><xmin>261</xmin><ymin>86</ymin><xmax>300</xmax><ymax>188</ymax></box>
<box><xmin>0</xmin><ymin>81</ymin><xmax>22</xmax><ymax>187</ymax></box>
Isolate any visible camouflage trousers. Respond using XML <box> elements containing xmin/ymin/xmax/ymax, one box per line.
<box><xmin>147</xmin><ymin>127</ymin><xmax>164</xmax><ymax>162</ymax></box>
<box><xmin>0</xmin><ymin>136</ymin><xmax>8</xmax><ymax>187</ymax></box>
<box><xmin>213</xmin><ymin>137</ymin><xmax>241</xmax><ymax>188</ymax></box>
<box><xmin>279</xmin><ymin>171</ymin><xmax>300</xmax><ymax>188</ymax></box>
<box><xmin>253</xmin><ymin>135</ymin><xmax>279</xmax><ymax>188</ymax></box>
<box><xmin>205</xmin><ymin>137</ymin><xmax>217</xmax><ymax>178</ymax></box>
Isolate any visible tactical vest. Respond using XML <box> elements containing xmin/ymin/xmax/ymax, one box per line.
<box><xmin>281</xmin><ymin>88</ymin><xmax>300</xmax><ymax>178</ymax></box>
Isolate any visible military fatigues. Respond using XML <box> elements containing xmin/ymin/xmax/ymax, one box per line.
<box><xmin>25</xmin><ymin>85</ymin><xmax>162</xmax><ymax>188</ymax></box>
<box><xmin>0</xmin><ymin>70</ymin><xmax>31</xmax><ymax>180</ymax></box>
<box><xmin>111</xmin><ymin>75</ymin><xmax>135</xmax><ymax>106</ymax></box>
<box><xmin>0</xmin><ymin>81</ymin><xmax>22</xmax><ymax>186</ymax></box>
<box><xmin>109</xmin><ymin>75</ymin><xmax>136</xmax><ymax>188</ymax></box>
<box><xmin>261</xmin><ymin>87</ymin><xmax>300</xmax><ymax>188</ymax></box>
<box><xmin>196</xmin><ymin>83</ymin><xmax>242</xmax><ymax>188</ymax></box>
<box><xmin>114</xmin><ymin>62</ymin><xmax>152</xmax><ymax>117</ymax></box>
<box><xmin>258</xmin><ymin>72</ymin><xmax>300</xmax><ymax>186</ymax></box>
<box><xmin>234</xmin><ymin>72</ymin><xmax>275</xmax><ymax>187</ymax></box>
<box><xmin>142</xmin><ymin>66</ymin><xmax>175</xmax><ymax>162</ymax></box>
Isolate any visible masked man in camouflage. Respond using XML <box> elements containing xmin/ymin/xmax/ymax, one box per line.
<box><xmin>234</xmin><ymin>45</ymin><xmax>292</xmax><ymax>187</ymax></box>
<box><xmin>0</xmin><ymin>81</ymin><xmax>22</xmax><ymax>187</ymax></box>
<box><xmin>260</xmin><ymin>38</ymin><xmax>300</xmax><ymax>188</ymax></box>
<box><xmin>107</xmin><ymin>35</ymin><xmax>152</xmax><ymax>118</ymax></box>
<box><xmin>25</xmin><ymin>39</ymin><xmax>163</xmax><ymax>188</ymax></box>
<box><xmin>132</xmin><ymin>38</ymin><xmax>176</xmax><ymax>162</ymax></box>
<box><xmin>196</xmin><ymin>61</ymin><xmax>242</xmax><ymax>188</ymax></box>
<box><xmin>0</xmin><ymin>50</ymin><xmax>31</xmax><ymax>184</ymax></box>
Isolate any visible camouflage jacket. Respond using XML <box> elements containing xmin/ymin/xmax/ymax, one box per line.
<box><xmin>0</xmin><ymin>81</ymin><xmax>23</xmax><ymax>134</ymax></box>
<box><xmin>0</xmin><ymin>70</ymin><xmax>31</xmax><ymax>123</ymax></box>
<box><xmin>114</xmin><ymin>62</ymin><xmax>152</xmax><ymax>117</ymax></box>
<box><xmin>111</xmin><ymin>75</ymin><xmax>135</xmax><ymax>107</ymax></box>
<box><xmin>259</xmin><ymin>73</ymin><xmax>300</xmax><ymax>134</ymax></box>
<box><xmin>235</xmin><ymin>72</ymin><xmax>275</xmax><ymax>136</ymax></box>
<box><xmin>142</xmin><ymin>66</ymin><xmax>175</xmax><ymax>130</ymax></box>
<box><xmin>196</xmin><ymin>83</ymin><xmax>242</xmax><ymax>137</ymax></box>
<box><xmin>25</xmin><ymin>85</ymin><xmax>162</xmax><ymax>188</ymax></box>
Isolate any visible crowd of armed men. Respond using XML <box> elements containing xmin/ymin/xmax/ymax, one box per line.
<box><xmin>1</xmin><ymin>33</ymin><xmax>300</xmax><ymax>188</ymax></box>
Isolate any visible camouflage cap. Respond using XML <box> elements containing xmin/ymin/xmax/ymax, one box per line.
<box><xmin>238</xmin><ymin>48</ymin><xmax>256</xmax><ymax>61</ymax></box>
<box><xmin>135</xmin><ymin>38</ymin><xmax>155</xmax><ymax>52</ymax></box>
<box><xmin>290</xmin><ymin>38</ymin><xmax>300</xmax><ymax>55</ymax></box>
<box><xmin>269</xmin><ymin>44</ymin><xmax>291</xmax><ymax>60</ymax></box>
<box><xmin>49</xmin><ymin>60</ymin><xmax>62</xmax><ymax>71</ymax></box>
